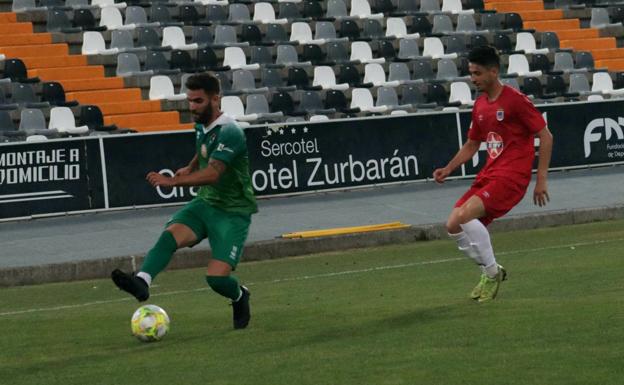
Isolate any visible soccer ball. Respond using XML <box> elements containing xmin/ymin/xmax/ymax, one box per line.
<box><xmin>131</xmin><ymin>304</ymin><xmax>170</xmax><ymax>342</ymax></box>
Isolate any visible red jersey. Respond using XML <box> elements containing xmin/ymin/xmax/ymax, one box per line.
<box><xmin>469</xmin><ymin>85</ymin><xmax>546</xmax><ymax>186</ymax></box>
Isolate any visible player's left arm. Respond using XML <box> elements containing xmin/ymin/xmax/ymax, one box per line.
<box><xmin>534</xmin><ymin>126</ymin><xmax>553</xmax><ymax>207</ymax></box>
<box><xmin>147</xmin><ymin>158</ymin><xmax>227</xmax><ymax>187</ymax></box>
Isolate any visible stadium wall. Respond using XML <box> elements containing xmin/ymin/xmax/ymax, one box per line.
<box><xmin>1</xmin><ymin>99</ymin><xmax>624</xmax><ymax>221</ymax></box>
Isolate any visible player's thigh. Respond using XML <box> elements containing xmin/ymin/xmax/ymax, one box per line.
<box><xmin>165</xmin><ymin>200</ymin><xmax>207</xmax><ymax>248</ymax></box>
<box><xmin>206</xmin><ymin>210</ymin><xmax>251</xmax><ymax>270</ymax></box>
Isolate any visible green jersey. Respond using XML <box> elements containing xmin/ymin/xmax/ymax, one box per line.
<box><xmin>194</xmin><ymin>115</ymin><xmax>257</xmax><ymax>215</ymax></box>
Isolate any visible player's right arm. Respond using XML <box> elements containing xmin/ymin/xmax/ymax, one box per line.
<box><xmin>175</xmin><ymin>154</ymin><xmax>199</xmax><ymax>177</ymax></box>
<box><xmin>433</xmin><ymin>139</ymin><xmax>481</xmax><ymax>183</ymax></box>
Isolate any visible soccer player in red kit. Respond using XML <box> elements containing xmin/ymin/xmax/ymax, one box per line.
<box><xmin>433</xmin><ymin>46</ymin><xmax>553</xmax><ymax>302</ymax></box>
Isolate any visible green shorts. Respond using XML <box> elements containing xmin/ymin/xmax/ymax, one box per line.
<box><xmin>167</xmin><ymin>198</ymin><xmax>251</xmax><ymax>269</ymax></box>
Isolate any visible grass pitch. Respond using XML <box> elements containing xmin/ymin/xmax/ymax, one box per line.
<box><xmin>1</xmin><ymin>220</ymin><xmax>623</xmax><ymax>385</ymax></box>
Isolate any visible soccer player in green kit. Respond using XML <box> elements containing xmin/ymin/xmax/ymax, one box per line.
<box><xmin>112</xmin><ymin>72</ymin><xmax>258</xmax><ymax>329</ymax></box>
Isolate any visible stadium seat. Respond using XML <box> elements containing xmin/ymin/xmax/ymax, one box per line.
<box><xmin>316</xmin><ymin>21</ymin><xmax>349</xmax><ymax>43</ymax></box>
<box><xmin>228</xmin><ymin>3</ymin><xmax>252</xmax><ymax>24</ymax></box>
<box><xmin>388</xmin><ymin>62</ymin><xmax>416</xmax><ymax>84</ymax></box>
<box><xmin>3</xmin><ymin>59</ymin><xmax>39</xmax><ymax>83</ymax></box>
<box><xmin>442</xmin><ymin>0</ymin><xmax>473</xmax><ymax>14</ymax></box>
<box><xmin>423</xmin><ymin>37</ymin><xmax>458</xmax><ymax>59</ymax></box>
<box><xmin>265</xmin><ymin>23</ymin><xmax>289</xmax><ymax>43</ymax></box>
<box><xmin>503</xmin><ymin>13</ymin><xmax>523</xmax><ymax>31</ymax></box>
<box><xmin>432</xmin><ymin>15</ymin><xmax>454</xmax><ymax>35</ymax></box>
<box><xmin>73</xmin><ymin>9</ymin><xmax>105</xmax><ymax>32</ymax></box>
<box><xmin>553</xmin><ymin>52</ymin><xmax>581</xmax><ymax>73</ymax></box>
<box><xmin>412</xmin><ymin>58</ymin><xmax>435</xmax><ymax>81</ymax></box>
<box><xmin>362</xmin><ymin>19</ymin><xmax>385</xmax><ymax>40</ymax></box>
<box><xmin>456</xmin><ymin>14</ymin><xmax>479</xmax><ymax>34</ymax></box>
<box><xmin>125</xmin><ymin>6</ymin><xmax>159</xmax><ymax>28</ymax></box>
<box><xmin>364</xmin><ymin>63</ymin><xmax>400</xmax><ymax>87</ymax></box>
<box><xmin>10</xmin><ymin>83</ymin><xmax>49</xmax><ymax>109</ymax></box>
<box><xmin>245</xmin><ymin>94</ymin><xmax>284</xmax><ymax>122</ymax></box>
<box><xmin>575</xmin><ymin>52</ymin><xmax>595</xmax><ymax>71</ymax></box>
<box><xmin>312</xmin><ymin>66</ymin><xmax>349</xmax><ymax>90</ymax></box>
<box><xmin>309</xmin><ymin>114</ymin><xmax>329</xmax><ymax>121</ymax></box>
<box><xmin>590</xmin><ymin>8</ymin><xmax>620</xmax><ymax>29</ymax></box>
<box><xmin>162</xmin><ymin>26</ymin><xmax>199</xmax><ymax>51</ymax></box>
<box><xmin>92</xmin><ymin>0</ymin><xmax>126</xmax><ymax>9</ymax></box>
<box><xmin>223</xmin><ymin>47</ymin><xmax>261</xmax><ymax>71</ymax></box>
<box><xmin>250</xmin><ymin>46</ymin><xmax>274</xmax><ymax>67</ymax></box>
<box><xmin>338</xmin><ymin>64</ymin><xmax>366</xmax><ymax>87</ymax></box>
<box><xmin>230</xmin><ymin>69</ymin><xmax>270</xmax><ymax>95</ymax></box>
<box><xmin>100</xmin><ymin>6</ymin><xmax>134</xmax><ymax>30</ymax></box>
<box><xmin>507</xmin><ymin>54</ymin><xmax>542</xmax><ymax>77</ymax></box>
<box><xmin>79</xmin><ymin>105</ymin><xmax>117</xmax><ymax>132</ymax></box>
<box><xmin>270</xmin><ymin>91</ymin><xmax>299</xmax><ymax>116</ymax></box>
<box><xmin>326</xmin><ymin>41</ymin><xmax>352</xmax><ymax>64</ymax></box>
<box><xmin>302</xmin><ymin>0</ymin><xmax>323</xmax><ymax>19</ymax></box>
<box><xmin>12</xmin><ymin>0</ymin><xmax>42</xmax><ymax>12</ymax></box>
<box><xmin>515</xmin><ymin>32</ymin><xmax>548</xmax><ymax>55</ymax></box>
<box><xmin>540</xmin><ymin>32</ymin><xmax>561</xmax><ymax>51</ymax></box>
<box><xmin>221</xmin><ymin>95</ymin><xmax>258</xmax><ymax>123</ymax></box>
<box><xmin>437</xmin><ymin>59</ymin><xmax>467</xmax><ymax>81</ymax></box>
<box><xmin>279</xmin><ymin>2</ymin><xmax>302</xmax><ymax>20</ymax></box>
<box><xmin>254</xmin><ymin>3</ymin><xmax>287</xmax><ymax>24</ymax></box>
<box><xmin>501</xmin><ymin>77</ymin><xmax>520</xmax><ymax>90</ymax></box>
<box><xmin>145</xmin><ymin>51</ymin><xmax>180</xmax><ymax>75</ymax></box>
<box><xmin>426</xmin><ymin>82</ymin><xmax>448</xmax><ymax>106</ymax></box>
<box><xmin>241</xmin><ymin>24</ymin><xmax>264</xmax><ymax>46</ymax></box>
<box><xmin>214</xmin><ymin>25</ymin><xmax>248</xmax><ymax>47</ymax></box>
<box><xmin>47</xmin><ymin>9</ymin><xmax>82</xmax><ymax>33</ymax></box>
<box><xmin>82</xmin><ymin>31</ymin><xmax>119</xmax><ymax>55</ymax></box>
<box><xmin>339</xmin><ymin>19</ymin><xmax>361</xmax><ymax>40</ymax></box>
<box><xmin>420</xmin><ymin>0</ymin><xmax>440</xmax><ymax>13</ymax></box>
<box><xmin>376</xmin><ymin>86</ymin><xmax>412</xmax><ymax>112</ymax></box>
<box><xmin>351</xmin><ymin>88</ymin><xmax>388</xmax><ymax>113</ymax></box>
<box><xmin>150</xmin><ymin>5</ymin><xmax>183</xmax><ymax>27</ymax></box>
<box><xmin>0</xmin><ymin>110</ymin><xmax>17</xmax><ymax>133</ymax></box>
<box><xmin>350</xmin><ymin>41</ymin><xmax>385</xmax><ymax>64</ymax></box>
<box><xmin>449</xmin><ymin>81</ymin><xmax>474</xmax><ymax>105</ymax></box>
<box><xmin>116</xmin><ymin>52</ymin><xmax>154</xmax><ymax>77</ymax></box>
<box><xmin>301</xmin><ymin>44</ymin><xmax>326</xmax><ymax>65</ymax></box>
<box><xmin>446</xmin><ymin>35</ymin><xmax>468</xmax><ymax>56</ymax></box>
<box><xmin>385</xmin><ymin>17</ymin><xmax>419</xmax><ymax>39</ymax></box>
<box><xmin>111</xmin><ymin>30</ymin><xmax>146</xmax><ymax>53</ymax></box>
<box><xmin>276</xmin><ymin>45</ymin><xmax>312</xmax><ymax>67</ymax></box>
<box><xmin>290</xmin><ymin>22</ymin><xmax>324</xmax><ymax>44</ymax></box>
<box><xmin>480</xmin><ymin>12</ymin><xmax>503</xmax><ymax>32</ymax></box>
<box><xmin>326</xmin><ymin>0</ymin><xmax>352</xmax><ymax>20</ymax></box>
<box><xmin>19</xmin><ymin>108</ymin><xmax>52</xmax><ymax>136</ymax></box>
<box><xmin>205</xmin><ymin>4</ymin><xmax>228</xmax><ymax>24</ymax></box>
<box><xmin>591</xmin><ymin>72</ymin><xmax>624</xmax><ymax>96</ymax></box>
<box><xmin>26</xmin><ymin>134</ymin><xmax>48</xmax><ymax>142</ymax></box>
<box><xmin>137</xmin><ymin>27</ymin><xmax>163</xmax><ymax>49</ymax></box>
<box><xmin>178</xmin><ymin>5</ymin><xmax>201</xmax><ymax>25</ymax></box>
<box><xmin>41</xmin><ymin>82</ymin><xmax>79</xmax><ymax>107</ymax></box>
<box><xmin>193</xmin><ymin>26</ymin><xmax>214</xmax><ymax>47</ymax></box>
<box><xmin>149</xmin><ymin>75</ymin><xmax>187</xmax><ymax>101</ymax></box>
<box><xmin>262</xmin><ymin>68</ymin><xmax>295</xmax><ymax>91</ymax></box>
<box><xmin>49</xmin><ymin>106</ymin><xmax>89</xmax><ymax>135</ymax></box>
<box><xmin>410</xmin><ymin>15</ymin><xmax>432</xmax><ymax>35</ymax></box>
<box><xmin>398</xmin><ymin>38</ymin><xmax>420</xmax><ymax>60</ymax></box>
<box><xmin>298</xmin><ymin>90</ymin><xmax>337</xmax><ymax>116</ymax></box>
<box><xmin>170</xmin><ymin>50</ymin><xmax>197</xmax><ymax>73</ymax></box>
<box><xmin>350</xmin><ymin>0</ymin><xmax>383</xmax><ymax>19</ymax></box>
<box><xmin>377</xmin><ymin>40</ymin><xmax>397</xmax><ymax>61</ymax></box>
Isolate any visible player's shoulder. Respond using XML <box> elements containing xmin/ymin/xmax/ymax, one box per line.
<box><xmin>217</xmin><ymin>115</ymin><xmax>245</xmax><ymax>137</ymax></box>
<box><xmin>503</xmin><ymin>85</ymin><xmax>531</xmax><ymax>103</ymax></box>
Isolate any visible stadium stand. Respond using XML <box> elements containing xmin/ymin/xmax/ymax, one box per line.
<box><xmin>1</xmin><ymin>0</ymin><xmax>624</xmax><ymax>140</ymax></box>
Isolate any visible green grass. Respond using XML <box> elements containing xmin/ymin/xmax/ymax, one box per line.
<box><xmin>1</xmin><ymin>220</ymin><xmax>624</xmax><ymax>385</ymax></box>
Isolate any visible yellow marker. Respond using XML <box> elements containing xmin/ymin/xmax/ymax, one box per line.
<box><xmin>282</xmin><ymin>222</ymin><xmax>411</xmax><ymax>239</ymax></box>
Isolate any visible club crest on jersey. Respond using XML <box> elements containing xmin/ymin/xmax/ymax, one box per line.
<box><xmin>200</xmin><ymin>144</ymin><xmax>208</xmax><ymax>158</ymax></box>
<box><xmin>496</xmin><ymin>108</ymin><xmax>504</xmax><ymax>121</ymax></box>
<box><xmin>486</xmin><ymin>132</ymin><xmax>504</xmax><ymax>159</ymax></box>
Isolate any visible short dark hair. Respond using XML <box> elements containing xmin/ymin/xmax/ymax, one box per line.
<box><xmin>468</xmin><ymin>46</ymin><xmax>500</xmax><ymax>69</ymax></box>
<box><xmin>185</xmin><ymin>72</ymin><xmax>221</xmax><ymax>95</ymax></box>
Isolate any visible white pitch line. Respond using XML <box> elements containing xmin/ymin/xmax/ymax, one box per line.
<box><xmin>1</xmin><ymin>237</ymin><xmax>623</xmax><ymax>317</ymax></box>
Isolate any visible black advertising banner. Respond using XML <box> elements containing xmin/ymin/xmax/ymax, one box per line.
<box><xmin>103</xmin><ymin>133</ymin><xmax>196</xmax><ymax>207</ymax></box>
<box><xmin>0</xmin><ymin>138</ymin><xmax>103</xmax><ymax>219</ymax></box>
<box><xmin>3</xmin><ymin>100</ymin><xmax>624</xmax><ymax>221</ymax></box>
<box><xmin>245</xmin><ymin>113</ymin><xmax>460</xmax><ymax>195</ymax></box>
<box><xmin>539</xmin><ymin>100</ymin><xmax>624</xmax><ymax>167</ymax></box>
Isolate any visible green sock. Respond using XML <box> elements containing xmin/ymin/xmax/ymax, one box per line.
<box><xmin>206</xmin><ymin>275</ymin><xmax>242</xmax><ymax>301</ymax></box>
<box><xmin>140</xmin><ymin>231</ymin><xmax>178</xmax><ymax>278</ymax></box>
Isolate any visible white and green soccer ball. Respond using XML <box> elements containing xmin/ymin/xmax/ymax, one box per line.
<box><xmin>131</xmin><ymin>304</ymin><xmax>170</xmax><ymax>342</ymax></box>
